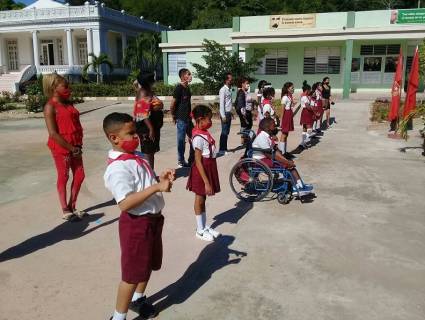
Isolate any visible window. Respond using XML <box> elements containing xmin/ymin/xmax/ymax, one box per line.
<box><xmin>351</xmin><ymin>58</ymin><xmax>360</xmax><ymax>72</ymax></box>
<box><xmin>77</xmin><ymin>40</ymin><xmax>88</xmax><ymax>65</ymax></box>
<box><xmin>57</xmin><ymin>39</ymin><xmax>64</xmax><ymax>65</ymax></box>
<box><xmin>384</xmin><ymin>57</ymin><xmax>397</xmax><ymax>73</ymax></box>
<box><xmin>303</xmin><ymin>47</ymin><xmax>340</xmax><ymax>74</ymax></box>
<box><xmin>258</xmin><ymin>49</ymin><xmax>288</xmax><ymax>75</ymax></box>
<box><xmin>360</xmin><ymin>44</ymin><xmax>401</xmax><ymax>55</ymax></box>
<box><xmin>168</xmin><ymin>53</ymin><xmax>186</xmax><ymax>75</ymax></box>
<box><xmin>363</xmin><ymin>57</ymin><xmax>382</xmax><ymax>72</ymax></box>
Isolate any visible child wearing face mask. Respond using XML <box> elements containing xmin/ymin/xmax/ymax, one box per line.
<box><xmin>279</xmin><ymin>82</ymin><xmax>296</xmax><ymax>157</ymax></box>
<box><xmin>186</xmin><ymin>105</ymin><xmax>221</xmax><ymax>242</ymax></box>
<box><xmin>103</xmin><ymin>112</ymin><xmax>175</xmax><ymax>320</ymax></box>
<box><xmin>43</xmin><ymin>73</ymin><xmax>85</xmax><ymax>221</ymax></box>
<box><xmin>253</xmin><ymin>118</ymin><xmax>314</xmax><ymax>197</ymax></box>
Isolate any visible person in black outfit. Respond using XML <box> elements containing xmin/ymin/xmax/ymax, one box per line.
<box><xmin>322</xmin><ymin>76</ymin><xmax>334</xmax><ymax>128</ymax></box>
<box><xmin>170</xmin><ymin>68</ymin><xmax>194</xmax><ymax>167</ymax></box>
<box><xmin>235</xmin><ymin>77</ymin><xmax>248</xmax><ymax>132</ymax></box>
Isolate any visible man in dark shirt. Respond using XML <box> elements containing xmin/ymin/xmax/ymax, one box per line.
<box><xmin>170</xmin><ymin>68</ymin><xmax>194</xmax><ymax>167</ymax></box>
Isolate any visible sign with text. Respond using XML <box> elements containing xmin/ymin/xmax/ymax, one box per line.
<box><xmin>270</xmin><ymin>14</ymin><xmax>316</xmax><ymax>29</ymax></box>
<box><xmin>391</xmin><ymin>9</ymin><xmax>425</xmax><ymax>24</ymax></box>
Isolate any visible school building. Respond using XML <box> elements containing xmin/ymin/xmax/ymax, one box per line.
<box><xmin>160</xmin><ymin>9</ymin><xmax>425</xmax><ymax>98</ymax></box>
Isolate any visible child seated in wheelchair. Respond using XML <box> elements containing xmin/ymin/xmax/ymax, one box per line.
<box><xmin>252</xmin><ymin>117</ymin><xmax>314</xmax><ymax>196</ymax></box>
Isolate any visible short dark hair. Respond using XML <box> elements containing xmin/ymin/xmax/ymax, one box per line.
<box><xmin>178</xmin><ymin>68</ymin><xmax>190</xmax><ymax>79</ymax></box>
<box><xmin>192</xmin><ymin>104</ymin><xmax>212</xmax><ymax>120</ymax></box>
<box><xmin>137</xmin><ymin>72</ymin><xmax>155</xmax><ymax>91</ymax></box>
<box><xmin>103</xmin><ymin>112</ymin><xmax>133</xmax><ymax>135</ymax></box>
<box><xmin>257</xmin><ymin>80</ymin><xmax>268</xmax><ymax>90</ymax></box>
<box><xmin>322</xmin><ymin>76</ymin><xmax>330</xmax><ymax>83</ymax></box>
<box><xmin>224</xmin><ymin>72</ymin><xmax>232</xmax><ymax>82</ymax></box>
<box><xmin>262</xmin><ymin>86</ymin><xmax>275</xmax><ymax>99</ymax></box>
<box><xmin>259</xmin><ymin>117</ymin><xmax>275</xmax><ymax>132</ymax></box>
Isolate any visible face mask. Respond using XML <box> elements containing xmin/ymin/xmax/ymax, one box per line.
<box><xmin>57</xmin><ymin>88</ymin><xmax>71</xmax><ymax>100</ymax></box>
<box><xmin>120</xmin><ymin>137</ymin><xmax>139</xmax><ymax>153</ymax></box>
<box><xmin>270</xmin><ymin>128</ymin><xmax>279</xmax><ymax>136</ymax></box>
<box><xmin>200</xmin><ymin>122</ymin><xmax>212</xmax><ymax>130</ymax></box>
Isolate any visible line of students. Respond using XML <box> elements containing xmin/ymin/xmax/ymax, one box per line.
<box><xmin>41</xmin><ymin>71</ymin><xmax>331</xmax><ymax>320</ymax></box>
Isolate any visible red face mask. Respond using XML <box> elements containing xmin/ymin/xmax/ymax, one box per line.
<box><xmin>120</xmin><ymin>137</ymin><xmax>139</xmax><ymax>153</ymax></box>
<box><xmin>57</xmin><ymin>88</ymin><xmax>71</xmax><ymax>100</ymax></box>
<box><xmin>200</xmin><ymin>122</ymin><xmax>212</xmax><ymax>130</ymax></box>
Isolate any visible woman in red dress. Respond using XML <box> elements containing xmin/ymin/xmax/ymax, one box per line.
<box><xmin>43</xmin><ymin>74</ymin><xmax>85</xmax><ymax>221</ymax></box>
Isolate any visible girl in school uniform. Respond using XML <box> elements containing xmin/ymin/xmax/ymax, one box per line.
<box><xmin>43</xmin><ymin>74</ymin><xmax>85</xmax><ymax>221</ymax></box>
<box><xmin>186</xmin><ymin>105</ymin><xmax>221</xmax><ymax>242</ymax></box>
<box><xmin>279</xmin><ymin>82</ymin><xmax>297</xmax><ymax>156</ymax></box>
<box><xmin>299</xmin><ymin>81</ymin><xmax>314</xmax><ymax>148</ymax></box>
<box><xmin>311</xmin><ymin>82</ymin><xmax>324</xmax><ymax>132</ymax></box>
<box><xmin>133</xmin><ymin>73</ymin><xmax>164</xmax><ymax>170</ymax></box>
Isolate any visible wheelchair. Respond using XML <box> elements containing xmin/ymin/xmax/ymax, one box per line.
<box><xmin>229</xmin><ymin>129</ymin><xmax>303</xmax><ymax>204</ymax></box>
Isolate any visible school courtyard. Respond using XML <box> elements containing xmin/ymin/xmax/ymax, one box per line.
<box><xmin>0</xmin><ymin>98</ymin><xmax>424</xmax><ymax>320</ymax></box>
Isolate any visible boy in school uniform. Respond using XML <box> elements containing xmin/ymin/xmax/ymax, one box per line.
<box><xmin>103</xmin><ymin>112</ymin><xmax>175</xmax><ymax>320</ymax></box>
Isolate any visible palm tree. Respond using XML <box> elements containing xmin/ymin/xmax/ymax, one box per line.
<box><xmin>123</xmin><ymin>33</ymin><xmax>161</xmax><ymax>75</ymax></box>
<box><xmin>82</xmin><ymin>53</ymin><xmax>114</xmax><ymax>84</ymax></box>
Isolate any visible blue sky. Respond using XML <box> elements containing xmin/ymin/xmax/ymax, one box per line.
<box><xmin>17</xmin><ymin>0</ymin><xmax>36</xmax><ymax>4</ymax></box>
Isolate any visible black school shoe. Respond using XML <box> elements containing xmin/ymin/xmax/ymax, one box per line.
<box><xmin>129</xmin><ymin>296</ymin><xmax>157</xmax><ymax>319</ymax></box>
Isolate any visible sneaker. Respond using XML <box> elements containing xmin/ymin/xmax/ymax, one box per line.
<box><xmin>292</xmin><ymin>186</ymin><xmax>312</xmax><ymax>197</ymax></box>
<box><xmin>177</xmin><ymin>161</ymin><xmax>190</xmax><ymax>168</ymax></box>
<box><xmin>205</xmin><ymin>225</ymin><xmax>221</xmax><ymax>238</ymax></box>
<box><xmin>195</xmin><ymin>228</ymin><xmax>214</xmax><ymax>242</ymax></box>
<box><xmin>129</xmin><ymin>296</ymin><xmax>156</xmax><ymax>319</ymax></box>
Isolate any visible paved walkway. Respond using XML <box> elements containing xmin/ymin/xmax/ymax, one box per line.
<box><xmin>0</xmin><ymin>101</ymin><xmax>424</xmax><ymax>320</ymax></box>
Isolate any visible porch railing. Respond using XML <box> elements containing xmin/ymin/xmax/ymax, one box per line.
<box><xmin>37</xmin><ymin>65</ymin><xmax>83</xmax><ymax>74</ymax></box>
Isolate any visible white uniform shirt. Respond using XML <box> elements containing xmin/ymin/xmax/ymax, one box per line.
<box><xmin>252</xmin><ymin>131</ymin><xmax>273</xmax><ymax>160</ymax></box>
<box><xmin>245</xmin><ymin>91</ymin><xmax>253</xmax><ymax>111</ymax></box>
<box><xmin>104</xmin><ymin>150</ymin><xmax>165</xmax><ymax>215</ymax></box>
<box><xmin>192</xmin><ymin>134</ymin><xmax>217</xmax><ymax>158</ymax></box>
<box><xmin>281</xmin><ymin>95</ymin><xmax>293</xmax><ymax>110</ymax></box>
<box><xmin>300</xmin><ymin>95</ymin><xmax>310</xmax><ymax>109</ymax></box>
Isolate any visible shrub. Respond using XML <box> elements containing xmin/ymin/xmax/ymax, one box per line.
<box><xmin>25</xmin><ymin>94</ymin><xmax>46</xmax><ymax>113</ymax></box>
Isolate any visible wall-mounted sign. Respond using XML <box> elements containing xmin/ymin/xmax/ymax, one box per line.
<box><xmin>270</xmin><ymin>14</ymin><xmax>316</xmax><ymax>29</ymax></box>
<box><xmin>391</xmin><ymin>9</ymin><xmax>425</xmax><ymax>24</ymax></box>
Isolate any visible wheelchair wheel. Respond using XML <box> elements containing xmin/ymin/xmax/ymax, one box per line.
<box><xmin>277</xmin><ymin>191</ymin><xmax>292</xmax><ymax>205</ymax></box>
<box><xmin>229</xmin><ymin>158</ymin><xmax>273</xmax><ymax>202</ymax></box>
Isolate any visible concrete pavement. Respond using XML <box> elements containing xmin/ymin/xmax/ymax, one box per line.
<box><xmin>0</xmin><ymin>100</ymin><xmax>424</xmax><ymax>320</ymax></box>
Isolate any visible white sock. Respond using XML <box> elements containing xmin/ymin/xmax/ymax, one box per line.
<box><xmin>296</xmin><ymin>179</ymin><xmax>303</xmax><ymax>188</ymax></box>
<box><xmin>196</xmin><ymin>214</ymin><xmax>205</xmax><ymax>232</ymax></box>
<box><xmin>301</xmin><ymin>133</ymin><xmax>306</xmax><ymax>145</ymax></box>
<box><xmin>112</xmin><ymin>311</ymin><xmax>127</xmax><ymax>320</ymax></box>
<box><xmin>307</xmin><ymin>129</ymin><xmax>313</xmax><ymax>142</ymax></box>
<box><xmin>131</xmin><ymin>291</ymin><xmax>145</xmax><ymax>302</ymax></box>
<box><xmin>201</xmin><ymin>212</ymin><xmax>207</xmax><ymax>228</ymax></box>
<box><xmin>278</xmin><ymin>142</ymin><xmax>286</xmax><ymax>154</ymax></box>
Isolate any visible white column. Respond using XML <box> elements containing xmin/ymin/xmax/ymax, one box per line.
<box><xmin>0</xmin><ymin>36</ymin><xmax>3</xmax><ymax>73</ymax></box>
<box><xmin>32</xmin><ymin>31</ymin><xmax>40</xmax><ymax>69</ymax></box>
<box><xmin>86</xmin><ymin>28</ymin><xmax>93</xmax><ymax>71</ymax></box>
<box><xmin>66</xmin><ymin>28</ymin><xmax>74</xmax><ymax>66</ymax></box>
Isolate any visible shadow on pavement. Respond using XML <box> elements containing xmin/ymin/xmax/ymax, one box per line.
<box><xmin>210</xmin><ymin>200</ymin><xmax>253</xmax><ymax>229</ymax></box>
<box><xmin>175</xmin><ymin>167</ymin><xmax>190</xmax><ymax>179</ymax></box>
<box><xmin>83</xmin><ymin>199</ymin><xmax>116</xmax><ymax>212</ymax></box>
<box><xmin>142</xmin><ymin>235</ymin><xmax>247</xmax><ymax>318</ymax></box>
<box><xmin>0</xmin><ymin>212</ymin><xmax>119</xmax><ymax>263</ymax></box>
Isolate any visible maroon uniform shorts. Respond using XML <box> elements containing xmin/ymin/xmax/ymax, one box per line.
<box><xmin>119</xmin><ymin>212</ymin><xmax>164</xmax><ymax>284</ymax></box>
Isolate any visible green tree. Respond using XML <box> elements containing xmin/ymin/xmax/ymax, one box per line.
<box><xmin>0</xmin><ymin>0</ymin><xmax>24</xmax><ymax>10</ymax></box>
<box><xmin>82</xmin><ymin>53</ymin><xmax>114</xmax><ymax>84</ymax></box>
<box><xmin>123</xmin><ymin>33</ymin><xmax>161</xmax><ymax>74</ymax></box>
<box><xmin>192</xmin><ymin>39</ymin><xmax>264</xmax><ymax>93</ymax></box>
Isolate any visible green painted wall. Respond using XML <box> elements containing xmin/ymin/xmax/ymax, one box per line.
<box><xmin>354</xmin><ymin>10</ymin><xmax>391</xmax><ymax>28</ymax></box>
<box><xmin>247</xmin><ymin>41</ymin><xmax>344</xmax><ymax>90</ymax></box>
<box><xmin>166</xmin><ymin>28</ymin><xmax>232</xmax><ymax>44</ymax></box>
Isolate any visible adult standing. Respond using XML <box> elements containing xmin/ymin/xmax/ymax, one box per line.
<box><xmin>219</xmin><ymin>73</ymin><xmax>233</xmax><ymax>153</ymax></box>
<box><xmin>235</xmin><ymin>77</ymin><xmax>249</xmax><ymax>132</ymax></box>
<box><xmin>170</xmin><ymin>68</ymin><xmax>194</xmax><ymax>167</ymax></box>
<box><xmin>133</xmin><ymin>73</ymin><xmax>164</xmax><ymax>170</ymax></box>
<box><xmin>322</xmin><ymin>77</ymin><xmax>333</xmax><ymax>128</ymax></box>
<box><xmin>43</xmin><ymin>73</ymin><xmax>85</xmax><ymax>221</ymax></box>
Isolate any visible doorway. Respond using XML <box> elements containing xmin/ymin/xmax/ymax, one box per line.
<box><xmin>41</xmin><ymin>40</ymin><xmax>55</xmax><ymax>65</ymax></box>
<box><xmin>7</xmin><ymin>40</ymin><xmax>18</xmax><ymax>71</ymax></box>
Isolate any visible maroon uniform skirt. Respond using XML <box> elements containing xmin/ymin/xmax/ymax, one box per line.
<box><xmin>300</xmin><ymin>108</ymin><xmax>314</xmax><ymax>126</ymax></box>
<box><xmin>281</xmin><ymin>109</ymin><xmax>294</xmax><ymax>133</ymax></box>
<box><xmin>187</xmin><ymin>157</ymin><xmax>220</xmax><ymax>196</ymax></box>
<box><xmin>312</xmin><ymin>105</ymin><xmax>323</xmax><ymax>120</ymax></box>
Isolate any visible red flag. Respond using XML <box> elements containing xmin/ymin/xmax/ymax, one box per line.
<box><xmin>388</xmin><ymin>50</ymin><xmax>403</xmax><ymax>121</ymax></box>
<box><xmin>403</xmin><ymin>46</ymin><xmax>419</xmax><ymax>119</ymax></box>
